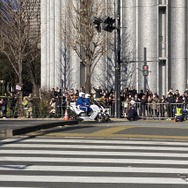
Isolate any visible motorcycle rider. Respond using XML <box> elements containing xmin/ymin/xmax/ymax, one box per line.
<box><xmin>85</xmin><ymin>94</ymin><xmax>91</xmax><ymax>105</ymax></box>
<box><xmin>76</xmin><ymin>92</ymin><xmax>92</xmax><ymax>115</ymax></box>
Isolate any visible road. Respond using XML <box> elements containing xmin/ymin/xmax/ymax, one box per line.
<box><xmin>21</xmin><ymin>119</ymin><xmax>188</xmax><ymax>141</ymax></box>
<box><xmin>0</xmin><ymin>137</ymin><xmax>188</xmax><ymax>188</ymax></box>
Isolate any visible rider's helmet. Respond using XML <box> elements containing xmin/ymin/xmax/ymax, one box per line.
<box><xmin>79</xmin><ymin>92</ymin><xmax>85</xmax><ymax>97</ymax></box>
<box><xmin>85</xmin><ymin>94</ymin><xmax>91</xmax><ymax>98</ymax></box>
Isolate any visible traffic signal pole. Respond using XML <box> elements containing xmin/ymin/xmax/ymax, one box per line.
<box><xmin>115</xmin><ymin>0</ymin><xmax>121</xmax><ymax>118</ymax></box>
<box><xmin>144</xmin><ymin>47</ymin><xmax>147</xmax><ymax>92</ymax></box>
<box><xmin>92</xmin><ymin>1</ymin><xmax>121</xmax><ymax>118</ymax></box>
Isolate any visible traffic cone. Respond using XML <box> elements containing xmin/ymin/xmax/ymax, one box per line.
<box><xmin>63</xmin><ymin>109</ymin><xmax>69</xmax><ymax>120</ymax></box>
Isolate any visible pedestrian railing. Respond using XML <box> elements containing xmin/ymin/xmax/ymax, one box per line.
<box><xmin>131</xmin><ymin>102</ymin><xmax>188</xmax><ymax>120</ymax></box>
<box><xmin>1</xmin><ymin>95</ymin><xmax>187</xmax><ymax>120</ymax></box>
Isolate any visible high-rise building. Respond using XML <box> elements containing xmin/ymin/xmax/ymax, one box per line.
<box><xmin>41</xmin><ymin>0</ymin><xmax>188</xmax><ymax>95</ymax></box>
<box><xmin>121</xmin><ymin>0</ymin><xmax>188</xmax><ymax>95</ymax></box>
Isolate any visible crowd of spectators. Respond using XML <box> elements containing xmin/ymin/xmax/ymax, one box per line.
<box><xmin>1</xmin><ymin>86</ymin><xmax>188</xmax><ymax>119</ymax></box>
<box><xmin>46</xmin><ymin>86</ymin><xmax>188</xmax><ymax>120</ymax></box>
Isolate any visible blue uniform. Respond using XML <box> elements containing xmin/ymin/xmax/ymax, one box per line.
<box><xmin>76</xmin><ymin>97</ymin><xmax>92</xmax><ymax>114</ymax></box>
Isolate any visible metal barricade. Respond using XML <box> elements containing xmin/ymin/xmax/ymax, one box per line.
<box><xmin>130</xmin><ymin>102</ymin><xmax>188</xmax><ymax>120</ymax></box>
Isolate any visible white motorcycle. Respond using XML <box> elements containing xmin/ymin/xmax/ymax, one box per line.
<box><xmin>68</xmin><ymin>102</ymin><xmax>109</xmax><ymax>122</ymax></box>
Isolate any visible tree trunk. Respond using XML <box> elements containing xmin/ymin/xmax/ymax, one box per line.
<box><xmin>32</xmin><ymin>82</ymin><xmax>39</xmax><ymax>97</ymax></box>
<box><xmin>85</xmin><ymin>64</ymin><xmax>91</xmax><ymax>93</ymax></box>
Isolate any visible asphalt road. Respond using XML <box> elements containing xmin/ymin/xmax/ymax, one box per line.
<box><xmin>1</xmin><ymin>118</ymin><xmax>188</xmax><ymax>141</ymax></box>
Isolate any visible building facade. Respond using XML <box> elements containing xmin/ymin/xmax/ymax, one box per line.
<box><xmin>41</xmin><ymin>0</ymin><xmax>188</xmax><ymax>95</ymax></box>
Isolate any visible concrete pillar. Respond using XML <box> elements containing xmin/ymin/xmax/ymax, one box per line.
<box><xmin>169</xmin><ymin>0</ymin><xmax>187</xmax><ymax>93</ymax></box>
<box><xmin>137</xmin><ymin>0</ymin><xmax>158</xmax><ymax>93</ymax></box>
<box><xmin>49</xmin><ymin>0</ymin><xmax>55</xmax><ymax>88</ymax></box>
<box><xmin>55</xmin><ymin>0</ymin><xmax>61</xmax><ymax>88</ymax></box>
<box><xmin>121</xmin><ymin>0</ymin><xmax>137</xmax><ymax>88</ymax></box>
<box><xmin>46</xmin><ymin>0</ymin><xmax>50</xmax><ymax>89</ymax></box>
<box><xmin>41</xmin><ymin>0</ymin><xmax>63</xmax><ymax>90</ymax></box>
<box><xmin>40</xmin><ymin>0</ymin><xmax>47</xmax><ymax>89</ymax></box>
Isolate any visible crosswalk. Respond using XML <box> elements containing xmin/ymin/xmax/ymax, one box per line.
<box><xmin>0</xmin><ymin>138</ymin><xmax>188</xmax><ymax>188</ymax></box>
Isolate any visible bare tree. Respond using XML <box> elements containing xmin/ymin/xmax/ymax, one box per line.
<box><xmin>62</xmin><ymin>0</ymin><xmax>111</xmax><ymax>93</ymax></box>
<box><xmin>0</xmin><ymin>0</ymin><xmax>40</xmax><ymax>98</ymax></box>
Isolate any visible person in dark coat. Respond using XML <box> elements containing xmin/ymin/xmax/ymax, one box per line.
<box><xmin>127</xmin><ymin>105</ymin><xmax>138</xmax><ymax>121</ymax></box>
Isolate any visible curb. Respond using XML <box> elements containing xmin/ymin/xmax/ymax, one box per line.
<box><xmin>0</xmin><ymin>120</ymin><xmax>78</xmax><ymax>139</ymax></box>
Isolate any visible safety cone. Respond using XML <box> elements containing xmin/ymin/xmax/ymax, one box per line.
<box><xmin>63</xmin><ymin>109</ymin><xmax>69</xmax><ymax>120</ymax></box>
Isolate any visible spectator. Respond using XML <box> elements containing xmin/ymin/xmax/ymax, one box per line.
<box><xmin>184</xmin><ymin>87</ymin><xmax>188</xmax><ymax>95</ymax></box>
<box><xmin>75</xmin><ymin>89</ymin><xmax>79</xmax><ymax>97</ymax></box>
<box><xmin>69</xmin><ymin>89</ymin><xmax>77</xmax><ymax>102</ymax></box>
<box><xmin>7</xmin><ymin>93</ymin><xmax>17</xmax><ymax>118</ymax></box>
<box><xmin>0</xmin><ymin>98</ymin><xmax>6</xmax><ymax>118</ymax></box>
<box><xmin>55</xmin><ymin>87</ymin><xmax>61</xmax><ymax>97</ymax></box>
<box><xmin>140</xmin><ymin>94</ymin><xmax>147</xmax><ymax>117</ymax></box>
<box><xmin>166</xmin><ymin>92</ymin><xmax>175</xmax><ymax>120</ymax></box>
<box><xmin>174</xmin><ymin>89</ymin><xmax>180</xmax><ymax>99</ymax></box>
<box><xmin>151</xmin><ymin>94</ymin><xmax>160</xmax><ymax>117</ymax></box>
<box><xmin>26</xmin><ymin>94</ymin><xmax>33</xmax><ymax>118</ymax></box>
<box><xmin>50</xmin><ymin>88</ymin><xmax>56</xmax><ymax>98</ymax></box>
<box><xmin>159</xmin><ymin>95</ymin><xmax>167</xmax><ymax>117</ymax></box>
<box><xmin>123</xmin><ymin>97</ymin><xmax>130</xmax><ymax>118</ymax></box>
<box><xmin>80</xmin><ymin>86</ymin><xmax>85</xmax><ymax>93</ymax></box>
<box><xmin>127</xmin><ymin>105</ymin><xmax>138</xmax><ymax>121</ymax></box>
<box><xmin>49</xmin><ymin>98</ymin><xmax>56</xmax><ymax>117</ymax></box>
<box><xmin>93</xmin><ymin>86</ymin><xmax>103</xmax><ymax>99</ymax></box>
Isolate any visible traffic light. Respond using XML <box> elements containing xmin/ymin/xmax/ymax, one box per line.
<box><xmin>102</xmin><ymin>16</ymin><xmax>116</xmax><ymax>32</ymax></box>
<box><xmin>142</xmin><ymin>65</ymin><xmax>149</xmax><ymax>76</ymax></box>
<box><xmin>92</xmin><ymin>17</ymin><xmax>102</xmax><ymax>32</ymax></box>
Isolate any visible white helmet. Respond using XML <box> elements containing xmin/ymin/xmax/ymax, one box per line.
<box><xmin>85</xmin><ymin>94</ymin><xmax>91</xmax><ymax>98</ymax></box>
<box><xmin>79</xmin><ymin>92</ymin><xmax>85</xmax><ymax>97</ymax></box>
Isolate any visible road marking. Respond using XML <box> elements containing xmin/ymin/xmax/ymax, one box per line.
<box><xmin>1</xmin><ymin>156</ymin><xmax>188</xmax><ymax>165</ymax></box>
<box><xmin>1</xmin><ymin>138</ymin><xmax>188</xmax><ymax>186</ymax></box>
<box><xmin>1</xmin><ymin>149</ymin><xmax>188</xmax><ymax>158</ymax></box>
<box><xmin>0</xmin><ymin>165</ymin><xmax>188</xmax><ymax>174</ymax></box>
<box><xmin>2</xmin><ymin>143</ymin><xmax>188</xmax><ymax>151</ymax></box>
<box><xmin>3</xmin><ymin>138</ymin><xmax>188</xmax><ymax>146</ymax></box>
<box><xmin>89</xmin><ymin>126</ymin><xmax>134</xmax><ymax>136</ymax></box>
<box><xmin>0</xmin><ymin>175</ymin><xmax>187</xmax><ymax>184</ymax></box>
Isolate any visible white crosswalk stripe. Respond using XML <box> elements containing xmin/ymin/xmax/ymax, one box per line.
<box><xmin>0</xmin><ymin>138</ymin><xmax>188</xmax><ymax>187</ymax></box>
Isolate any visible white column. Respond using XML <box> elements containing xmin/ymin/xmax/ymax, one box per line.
<box><xmin>40</xmin><ymin>0</ymin><xmax>47</xmax><ymax>89</ymax></box>
<box><xmin>55</xmin><ymin>0</ymin><xmax>61</xmax><ymax>88</ymax></box>
<box><xmin>49</xmin><ymin>0</ymin><xmax>55</xmax><ymax>89</ymax></box>
<box><xmin>169</xmin><ymin>0</ymin><xmax>187</xmax><ymax>94</ymax></box>
<box><xmin>46</xmin><ymin>0</ymin><xmax>50</xmax><ymax>89</ymax></box>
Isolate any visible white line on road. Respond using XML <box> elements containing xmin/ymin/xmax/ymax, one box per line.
<box><xmin>0</xmin><ymin>165</ymin><xmax>188</xmax><ymax>174</ymax></box>
<box><xmin>0</xmin><ymin>156</ymin><xmax>188</xmax><ymax>165</ymax></box>
<box><xmin>2</xmin><ymin>138</ymin><xmax>188</xmax><ymax>146</ymax></box>
<box><xmin>1</xmin><ymin>149</ymin><xmax>188</xmax><ymax>158</ymax></box>
<box><xmin>1</xmin><ymin>143</ymin><xmax>188</xmax><ymax>151</ymax></box>
<box><xmin>0</xmin><ymin>175</ymin><xmax>187</xmax><ymax>184</ymax></box>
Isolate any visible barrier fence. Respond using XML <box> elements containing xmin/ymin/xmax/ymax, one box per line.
<box><xmin>0</xmin><ymin>95</ymin><xmax>187</xmax><ymax>120</ymax></box>
<box><xmin>131</xmin><ymin>102</ymin><xmax>188</xmax><ymax>120</ymax></box>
